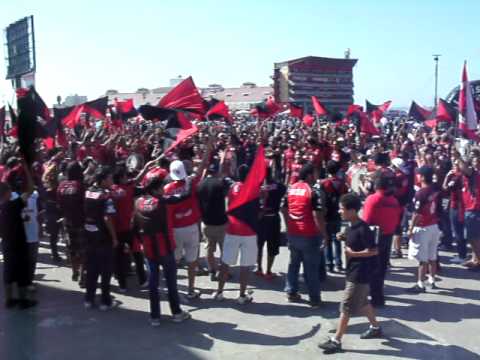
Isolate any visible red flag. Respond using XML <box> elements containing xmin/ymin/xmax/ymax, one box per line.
<box><xmin>207</xmin><ymin>100</ymin><xmax>232</xmax><ymax>122</ymax></box>
<box><xmin>347</xmin><ymin>104</ymin><xmax>364</xmax><ymax>116</ymax></box>
<box><xmin>458</xmin><ymin>61</ymin><xmax>478</xmax><ymax>140</ymax></box>
<box><xmin>289</xmin><ymin>103</ymin><xmax>304</xmax><ymax>119</ymax></box>
<box><xmin>251</xmin><ymin>96</ymin><xmax>281</xmax><ymax>119</ymax></box>
<box><xmin>303</xmin><ymin>114</ymin><xmax>315</xmax><ymax>127</ymax></box>
<box><xmin>164</xmin><ymin>125</ymin><xmax>199</xmax><ymax>155</ymax></box>
<box><xmin>84</xmin><ymin>97</ymin><xmax>108</xmax><ymax>119</ymax></box>
<box><xmin>227</xmin><ymin>145</ymin><xmax>267</xmax><ymax>233</ymax></box>
<box><xmin>425</xmin><ymin>119</ymin><xmax>438</xmax><ymax>128</ymax></box>
<box><xmin>408</xmin><ymin>101</ymin><xmax>432</xmax><ymax>122</ymax></box>
<box><xmin>360</xmin><ymin>113</ymin><xmax>380</xmax><ymax>135</ymax></box>
<box><xmin>58</xmin><ymin>105</ymin><xmax>85</xmax><ymax>128</ymax></box>
<box><xmin>436</xmin><ymin>99</ymin><xmax>454</xmax><ymax>122</ymax></box>
<box><xmin>158</xmin><ymin>76</ymin><xmax>206</xmax><ymax>115</ymax></box>
<box><xmin>311</xmin><ymin>96</ymin><xmax>327</xmax><ymax>116</ymax></box>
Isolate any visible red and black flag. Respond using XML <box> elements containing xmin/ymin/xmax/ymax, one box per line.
<box><xmin>17</xmin><ymin>89</ymin><xmax>41</xmax><ymax>164</ymax></box>
<box><xmin>115</xmin><ymin>98</ymin><xmax>138</xmax><ymax>119</ymax></box>
<box><xmin>289</xmin><ymin>102</ymin><xmax>304</xmax><ymax>119</ymax></box>
<box><xmin>408</xmin><ymin>101</ymin><xmax>432</xmax><ymax>122</ymax></box>
<box><xmin>206</xmin><ymin>100</ymin><xmax>232</xmax><ymax>122</ymax></box>
<box><xmin>138</xmin><ymin>105</ymin><xmax>193</xmax><ymax>130</ymax></box>
<box><xmin>251</xmin><ymin>96</ymin><xmax>281</xmax><ymax>119</ymax></box>
<box><xmin>54</xmin><ymin>105</ymin><xmax>84</xmax><ymax>129</ymax></box>
<box><xmin>435</xmin><ymin>98</ymin><xmax>456</xmax><ymax>122</ymax></box>
<box><xmin>84</xmin><ymin>96</ymin><xmax>108</xmax><ymax>119</ymax></box>
<box><xmin>55</xmin><ymin>96</ymin><xmax>108</xmax><ymax>128</ymax></box>
<box><xmin>311</xmin><ymin>96</ymin><xmax>328</xmax><ymax>116</ymax></box>
<box><xmin>227</xmin><ymin>145</ymin><xmax>267</xmax><ymax>234</ymax></box>
<box><xmin>366</xmin><ymin>100</ymin><xmax>391</xmax><ymax>123</ymax></box>
<box><xmin>348</xmin><ymin>105</ymin><xmax>380</xmax><ymax>135</ymax></box>
<box><xmin>158</xmin><ymin>76</ymin><xmax>206</xmax><ymax>115</ymax></box>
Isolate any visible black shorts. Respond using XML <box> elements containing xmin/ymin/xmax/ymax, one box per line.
<box><xmin>2</xmin><ymin>242</ymin><xmax>30</xmax><ymax>286</ymax></box>
<box><xmin>257</xmin><ymin>214</ymin><xmax>281</xmax><ymax>257</ymax></box>
<box><xmin>66</xmin><ymin>226</ymin><xmax>86</xmax><ymax>258</ymax></box>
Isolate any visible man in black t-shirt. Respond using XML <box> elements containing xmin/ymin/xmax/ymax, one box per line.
<box><xmin>256</xmin><ymin>168</ymin><xmax>286</xmax><ymax>279</ymax></box>
<box><xmin>196</xmin><ymin>163</ymin><xmax>233</xmax><ymax>281</ymax></box>
<box><xmin>319</xmin><ymin>194</ymin><xmax>382</xmax><ymax>355</ymax></box>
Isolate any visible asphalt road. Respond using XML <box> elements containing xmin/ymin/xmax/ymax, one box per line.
<box><xmin>0</xmin><ymin>239</ymin><xmax>479</xmax><ymax>360</ymax></box>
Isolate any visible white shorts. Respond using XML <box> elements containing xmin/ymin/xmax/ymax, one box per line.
<box><xmin>174</xmin><ymin>223</ymin><xmax>200</xmax><ymax>263</ymax></box>
<box><xmin>222</xmin><ymin>234</ymin><xmax>257</xmax><ymax>267</ymax></box>
<box><xmin>408</xmin><ymin>224</ymin><xmax>441</xmax><ymax>263</ymax></box>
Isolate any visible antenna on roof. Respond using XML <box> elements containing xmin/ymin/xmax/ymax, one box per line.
<box><xmin>344</xmin><ymin>48</ymin><xmax>351</xmax><ymax>59</ymax></box>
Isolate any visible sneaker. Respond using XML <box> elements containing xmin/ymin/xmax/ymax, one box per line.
<box><xmin>84</xmin><ymin>301</ymin><xmax>94</xmax><ymax>309</ymax></box>
<box><xmin>450</xmin><ymin>256</ymin><xmax>467</xmax><ymax>264</ymax></box>
<box><xmin>196</xmin><ymin>268</ymin><xmax>210</xmax><ymax>276</ymax></box>
<box><xmin>254</xmin><ymin>269</ymin><xmax>264</xmax><ymax>277</ymax></box>
<box><xmin>318</xmin><ymin>338</ymin><xmax>342</xmax><ymax>354</ymax></box>
<box><xmin>172</xmin><ymin>311</ymin><xmax>191</xmax><ymax>323</ymax></box>
<box><xmin>360</xmin><ymin>326</ymin><xmax>382</xmax><ymax>339</ymax></box>
<box><xmin>264</xmin><ymin>272</ymin><xmax>277</xmax><ymax>281</ymax></box>
<box><xmin>334</xmin><ymin>265</ymin><xmax>344</xmax><ymax>273</ymax></box>
<box><xmin>150</xmin><ymin>318</ymin><xmax>161</xmax><ymax>327</ymax></box>
<box><xmin>18</xmin><ymin>299</ymin><xmax>38</xmax><ymax>310</ymax></box>
<box><xmin>209</xmin><ymin>271</ymin><xmax>218</xmax><ymax>282</ymax></box>
<box><xmin>287</xmin><ymin>293</ymin><xmax>302</xmax><ymax>303</ymax></box>
<box><xmin>309</xmin><ymin>300</ymin><xmax>322</xmax><ymax>309</ymax></box>
<box><xmin>211</xmin><ymin>292</ymin><xmax>225</xmax><ymax>301</ymax></box>
<box><xmin>391</xmin><ymin>250</ymin><xmax>403</xmax><ymax>259</ymax></box>
<box><xmin>140</xmin><ymin>280</ymin><xmax>149</xmax><ymax>288</ymax></box>
<box><xmin>237</xmin><ymin>294</ymin><xmax>253</xmax><ymax>305</ymax></box>
<box><xmin>186</xmin><ymin>290</ymin><xmax>201</xmax><ymax>300</ymax></box>
<box><xmin>407</xmin><ymin>285</ymin><xmax>426</xmax><ymax>294</ymax></box>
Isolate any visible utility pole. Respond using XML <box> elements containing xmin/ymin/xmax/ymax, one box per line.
<box><xmin>433</xmin><ymin>54</ymin><xmax>441</xmax><ymax>110</ymax></box>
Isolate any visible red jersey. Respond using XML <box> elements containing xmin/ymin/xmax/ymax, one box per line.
<box><xmin>135</xmin><ymin>195</ymin><xmax>175</xmax><ymax>260</ymax></box>
<box><xmin>284</xmin><ymin>148</ymin><xmax>295</xmax><ymax>171</ymax></box>
<box><xmin>163</xmin><ymin>176</ymin><xmax>201</xmax><ymax>228</ymax></box>
<box><xmin>111</xmin><ymin>183</ymin><xmax>135</xmax><ymax>233</ymax></box>
<box><xmin>414</xmin><ymin>185</ymin><xmax>439</xmax><ymax>227</ymax></box>
<box><xmin>289</xmin><ymin>162</ymin><xmax>302</xmax><ymax>185</ymax></box>
<box><xmin>141</xmin><ymin>167</ymin><xmax>168</xmax><ymax>188</ymax></box>
<box><xmin>462</xmin><ymin>172</ymin><xmax>480</xmax><ymax>211</ymax></box>
<box><xmin>363</xmin><ymin>190</ymin><xmax>401</xmax><ymax>235</ymax></box>
<box><xmin>286</xmin><ymin>182</ymin><xmax>324</xmax><ymax>237</ymax></box>
<box><xmin>226</xmin><ymin>182</ymin><xmax>256</xmax><ymax>236</ymax></box>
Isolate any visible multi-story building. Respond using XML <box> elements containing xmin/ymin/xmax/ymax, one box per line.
<box><xmin>273</xmin><ymin>56</ymin><xmax>358</xmax><ymax>113</ymax></box>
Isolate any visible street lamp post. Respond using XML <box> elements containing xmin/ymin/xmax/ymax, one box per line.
<box><xmin>433</xmin><ymin>54</ymin><xmax>441</xmax><ymax>110</ymax></box>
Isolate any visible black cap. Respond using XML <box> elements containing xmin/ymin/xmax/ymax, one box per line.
<box><xmin>417</xmin><ymin>166</ymin><xmax>434</xmax><ymax>178</ymax></box>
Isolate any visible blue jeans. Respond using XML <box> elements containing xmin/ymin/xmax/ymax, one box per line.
<box><xmin>325</xmin><ymin>222</ymin><xmax>342</xmax><ymax>268</ymax></box>
<box><xmin>148</xmin><ymin>253</ymin><xmax>181</xmax><ymax>319</ymax></box>
<box><xmin>450</xmin><ymin>208</ymin><xmax>466</xmax><ymax>258</ymax></box>
<box><xmin>285</xmin><ymin>234</ymin><xmax>322</xmax><ymax>303</ymax></box>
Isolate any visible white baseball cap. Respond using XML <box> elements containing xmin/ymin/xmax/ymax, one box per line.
<box><xmin>169</xmin><ymin>160</ymin><xmax>187</xmax><ymax>181</ymax></box>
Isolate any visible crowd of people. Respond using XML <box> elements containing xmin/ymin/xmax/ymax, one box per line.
<box><xmin>1</xmin><ymin>108</ymin><xmax>480</xmax><ymax>355</ymax></box>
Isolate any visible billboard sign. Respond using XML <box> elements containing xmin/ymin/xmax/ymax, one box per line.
<box><xmin>4</xmin><ymin>16</ymin><xmax>36</xmax><ymax>80</ymax></box>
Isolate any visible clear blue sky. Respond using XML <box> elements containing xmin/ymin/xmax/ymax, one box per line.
<box><xmin>0</xmin><ymin>0</ymin><xmax>479</xmax><ymax>108</ymax></box>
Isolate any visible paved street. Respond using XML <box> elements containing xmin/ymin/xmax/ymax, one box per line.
<box><xmin>1</xmin><ymin>240</ymin><xmax>479</xmax><ymax>360</ymax></box>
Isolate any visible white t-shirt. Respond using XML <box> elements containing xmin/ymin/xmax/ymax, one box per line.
<box><xmin>22</xmin><ymin>191</ymin><xmax>40</xmax><ymax>244</ymax></box>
